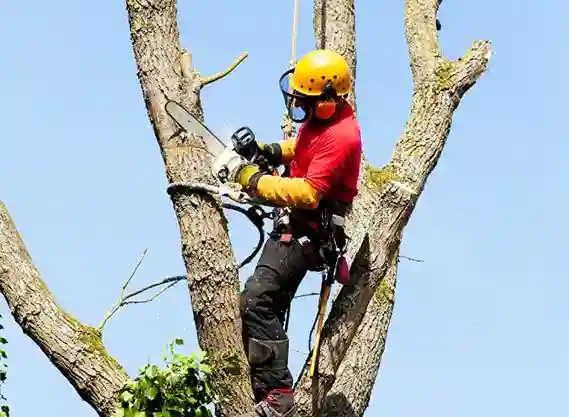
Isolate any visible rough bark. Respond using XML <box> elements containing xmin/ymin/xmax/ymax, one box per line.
<box><xmin>0</xmin><ymin>202</ymin><xmax>129</xmax><ymax>417</ymax></box>
<box><xmin>0</xmin><ymin>0</ymin><xmax>490</xmax><ymax>416</ymax></box>
<box><xmin>311</xmin><ymin>2</ymin><xmax>403</xmax><ymax>414</ymax></box>
<box><xmin>294</xmin><ymin>0</ymin><xmax>492</xmax><ymax>415</ymax></box>
<box><xmin>312</xmin><ymin>0</ymin><xmax>403</xmax><ymax>414</ymax></box>
<box><xmin>321</xmin><ymin>249</ymin><xmax>399</xmax><ymax>417</ymax></box>
<box><xmin>125</xmin><ymin>0</ymin><xmax>254</xmax><ymax>415</ymax></box>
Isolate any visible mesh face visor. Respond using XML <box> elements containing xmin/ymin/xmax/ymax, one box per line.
<box><xmin>279</xmin><ymin>69</ymin><xmax>314</xmax><ymax>123</ymax></box>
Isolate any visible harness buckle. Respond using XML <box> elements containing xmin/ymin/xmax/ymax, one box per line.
<box><xmin>279</xmin><ymin>233</ymin><xmax>293</xmax><ymax>244</ymax></box>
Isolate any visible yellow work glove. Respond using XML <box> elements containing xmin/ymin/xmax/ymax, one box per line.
<box><xmin>236</xmin><ymin>164</ymin><xmax>261</xmax><ymax>188</ymax></box>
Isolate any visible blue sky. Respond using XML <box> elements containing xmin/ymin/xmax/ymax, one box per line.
<box><xmin>0</xmin><ymin>0</ymin><xmax>568</xmax><ymax>416</ymax></box>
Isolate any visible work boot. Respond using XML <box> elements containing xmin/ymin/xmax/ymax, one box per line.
<box><xmin>241</xmin><ymin>388</ymin><xmax>297</xmax><ymax>417</ymax></box>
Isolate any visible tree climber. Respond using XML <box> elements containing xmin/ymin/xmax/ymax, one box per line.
<box><xmin>232</xmin><ymin>49</ymin><xmax>362</xmax><ymax>417</ymax></box>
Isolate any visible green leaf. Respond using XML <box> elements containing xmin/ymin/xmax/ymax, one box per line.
<box><xmin>123</xmin><ymin>408</ymin><xmax>136</xmax><ymax>417</ymax></box>
<box><xmin>194</xmin><ymin>350</ymin><xmax>206</xmax><ymax>362</ymax></box>
<box><xmin>120</xmin><ymin>391</ymin><xmax>134</xmax><ymax>403</ymax></box>
<box><xmin>199</xmin><ymin>364</ymin><xmax>211</xmax><ymax>374</ymax></box>
<box><xmin>145</xmin><ymin>385</ymin><xmax>159</xmax><ymax>400</ymax></box>
<box><xmin>145</xmin><ymin>365</ymin><xmax>158</xmax><ymax>379</ymax></box>
<box><xmin>110</xmin><ymin>338</ymin><xmax>229</xmax><ymax>417</ymax></box>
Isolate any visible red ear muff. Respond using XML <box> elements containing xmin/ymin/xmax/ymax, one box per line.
<box><xmin>314</xmin><ymin>100</ymin><xmax>336</xmax><ymax>119</ymax></box>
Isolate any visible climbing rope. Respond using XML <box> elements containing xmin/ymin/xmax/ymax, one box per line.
<box><xmin>281</xmin><ymin>0</ymin><xmax>300</xmax><ymax>141</ymax></box>
<box><xmin>280</xmin><ymin>0</ymin><xmax>301</xmax><ymax>334</ymax></box>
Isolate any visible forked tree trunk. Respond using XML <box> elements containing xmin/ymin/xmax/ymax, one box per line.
<box><xmin>0</xmin><ymin>1</ymin><xmax>490</xmax><ymax>416</ymax></box>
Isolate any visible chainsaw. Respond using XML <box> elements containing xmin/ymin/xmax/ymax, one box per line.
<box><xmin>165</xmin><ymin>100</ymin><xmax>277</xmax><ymax>196</ymax></box>
<box><xmin>164</xmin><ymin>100</ymin><xmax>280</xmax><ymax>268</ymax></box>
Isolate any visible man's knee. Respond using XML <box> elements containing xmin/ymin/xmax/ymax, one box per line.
<box><xmin>247</xmin><ymin>337</ymin><xmax>289</xmax><ymax>372</ymax></box>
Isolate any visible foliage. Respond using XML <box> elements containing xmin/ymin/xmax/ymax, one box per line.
<box><xmin>113</xmin><ymin>338</ymin><xmax>240</xmax><ymax>417</ymax></box>
<box><xmin>0</xmin><ymin>314</ymin><xmax>8</xmax><ymax>417</ymax></box>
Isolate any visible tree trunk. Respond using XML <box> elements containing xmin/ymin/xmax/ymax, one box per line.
<box><xmin>0</xmin><ymin>1</ymin><xmax>491</xmax><ymax>416</ymax></box>
<box><xmin>313</xmin><ymin>0</ymin><xmax>357</xmax><ymax>110</ymax></box>
<box><xmin>320</xmin><ymin>249</ymin><xmax>399</xmax><ymax>417</ymax></box>
<box><xmin>125</xmin><ymin>1</ymin><xmax>254</xmax><ymax>415</ymax></box>
<box><xmin>0</xmin><ymin>202</ymin><xmax>129</xmax><ymax>417</ymax></box>
<box><xmin>294</xmin><ymin>0</ymin><xmax>491</xmax><ymax>415</ymax></box>
<box><xmin>311</xmin><ymin>2</ymin><xmax>403</xmax><ymax>414</ymax></box>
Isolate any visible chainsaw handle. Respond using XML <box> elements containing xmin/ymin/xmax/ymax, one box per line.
<box><xmin>231</xmin><ymin>126</ymin><xmax>260</xmax><ymax>162</ymax></box>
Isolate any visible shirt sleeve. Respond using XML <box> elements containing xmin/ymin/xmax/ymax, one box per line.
<box><xmin>303</xmin><ymin>130</ymin><xmax>359</xmax><ymax>197</ymax></box>
<box><xmin>255</xmin><ymin>175</ymin><xmax>321</xmax><ymax>209</ymax></box>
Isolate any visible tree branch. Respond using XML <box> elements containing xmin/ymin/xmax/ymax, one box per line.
<box><xmin>126</xmin><ymin>1</ymin><xmax>254</xmax><ymax>415</ymax></box>
<box><xmin>0</xmin><ymin>201</ymin><xmax>128</xmax><ymax>417</ymax></box>
<box><xmin>199</xmin><ymin>52</ymin><xmax>248</xmax><ymax>88</ymax></box>
<box><xmin>97</xmin><ymin>245</ymin><xmax>186</xmax><ymax>330</ymax></box>
<box><xmin>98</xmin><ymin>263</ymin><xmax>316</xmax><ymax>332</ymax></box>
<box><xmin>450</xmin><ymin>40</ymin><xmax>494</xmax><ymax>96</ymax></box>
<box><xmin>98</xmin><ymin>249</ymin><xmax>148</xmax><ymax>330</ymax></box>
<box><xmin>400</xmin><ymin>255</ymin><xmax>424</xmax><ymax>263</ymax></box>
<box><xmin>294</xmin><ymin>0</ymin><xmax>491</xmax><ymax>415</ymax></box>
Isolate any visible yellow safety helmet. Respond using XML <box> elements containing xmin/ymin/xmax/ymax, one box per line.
<box><xmin>279</xmin><ymin>49</ymin><xmax>352</xmax><ymax>122</ymax></box>
<box><xmin>290</xmin><ymin>49</ymin><xmax>352</xmax><ymax>97</ymax></box>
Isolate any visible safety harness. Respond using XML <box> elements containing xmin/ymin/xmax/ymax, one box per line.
<box><xmin>268</xmin><ymin>196</ymin><xmax>352</xmax><ymax>377</ymax></box>
<box><xmin>240</xmin><ymin>198</ymin><xmax>351</xmax><ymax>386</ymax></box>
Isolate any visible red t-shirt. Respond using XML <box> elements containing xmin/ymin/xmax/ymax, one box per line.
<box><xmin>289</xmin><ymin>103</ymin><xmax>362</xmax><ymax>203</ymax></box>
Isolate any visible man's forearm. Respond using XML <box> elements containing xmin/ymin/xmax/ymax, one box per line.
<box><xmin>251</xmin><ymin>174</ymin><xmax>320</xmax><ymax>209</ymax></box>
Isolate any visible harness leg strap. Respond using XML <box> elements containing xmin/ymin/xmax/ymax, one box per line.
<box><xmin>248</xmin><ymin>338</ymin><xmax>289</xmax><ymax>371</ymax></box>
